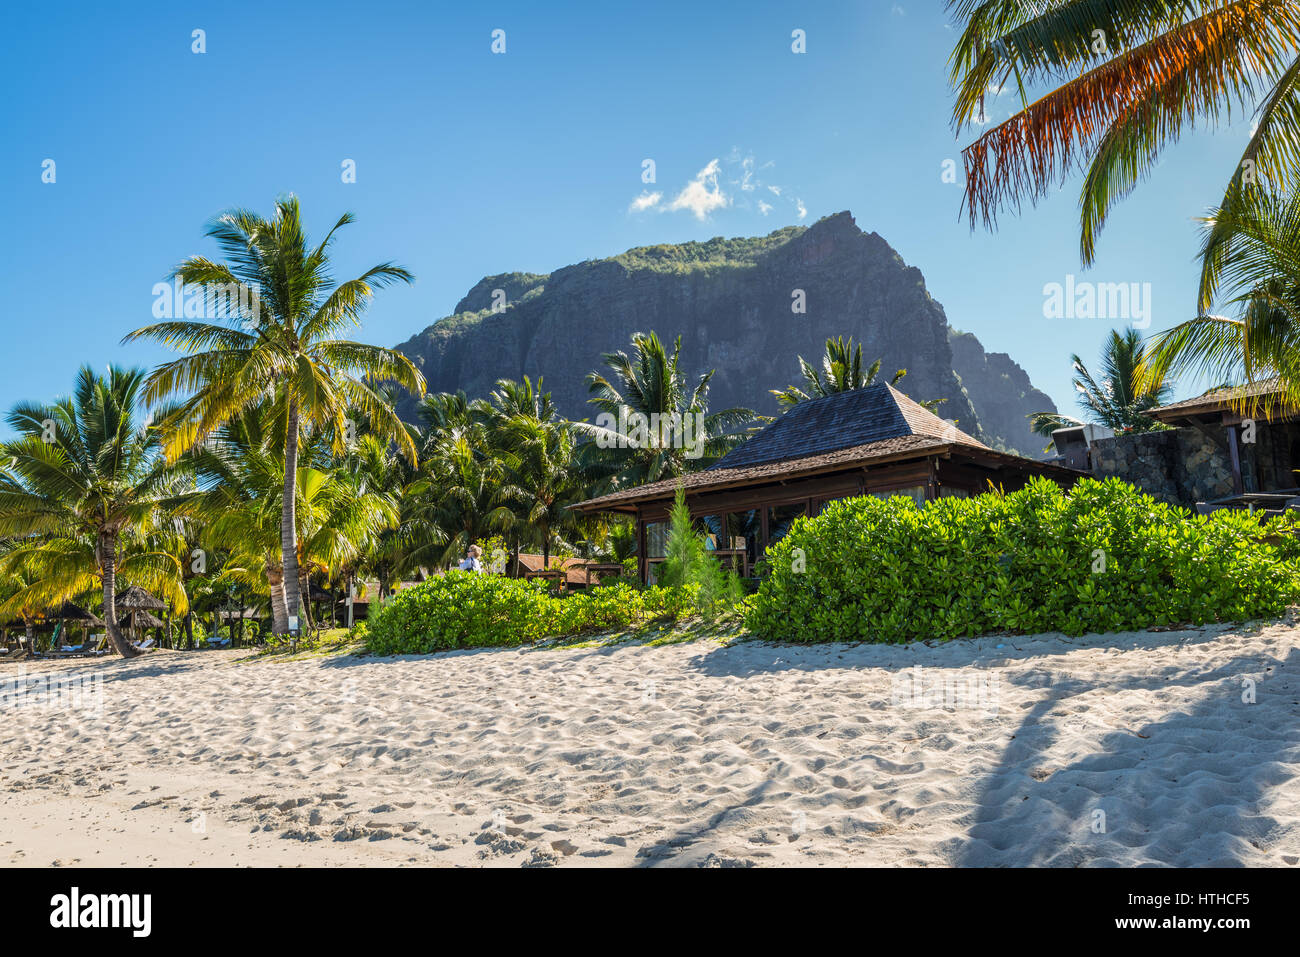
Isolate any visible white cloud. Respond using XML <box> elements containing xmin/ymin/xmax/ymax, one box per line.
<box><xmin>628</xmin><ymin>191</ymin><xmax>662</xmax><ymax>213</ymax></box>
<box><xmin>667</xmin><ymin>159</ymin><xmax>729</xmax><ymax>220</ymax></box>
<box><xmin>626</xmin><ymin>153</ymin><xmax>803</xmax><ymax>222</ymax></box>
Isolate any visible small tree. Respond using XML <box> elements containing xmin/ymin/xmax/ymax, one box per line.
<box><xmin>657</xmin><ymin>485</ymin><xmax>742</xmax><ymax>618</ymax></box>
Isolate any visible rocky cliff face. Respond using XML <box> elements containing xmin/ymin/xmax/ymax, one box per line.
<box><xmin>948</xmin><ymin>330</ymin><xmax>1059</xmax><ymax>455</ymax></box>
<box><xmin>395</xmin><ymin>211</ymin><xmax>1056</xmax><ymax>456</ymax></box>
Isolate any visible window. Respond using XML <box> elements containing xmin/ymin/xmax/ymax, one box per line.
<box><xmin>871</xmin><ymin>485</ymin><xmax>927</xmax><ymax>505</ymax></box>
<box><xmin>767</xmin><ymin>502</ymin><xmax>807</xmax><ymax>548</ymax></box>
<box><xmin>645</xmin><ymin>522</ymin><xmax>667</xmax><ymax>559</ymax></box>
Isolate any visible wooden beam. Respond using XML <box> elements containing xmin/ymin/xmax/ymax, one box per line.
<box><xmin>1227</xmin><ymin>424</ymin><xmax>1244</xmax><ymax>495</ymax></box>
<box><xmin>636</xmin><ymin>513</ymin><xmax>648</xmax><ymax>584</ymax></box>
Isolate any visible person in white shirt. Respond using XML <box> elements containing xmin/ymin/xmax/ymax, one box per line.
<box><xmin>457</xmin><ymin>544</ymin><xmax>483</xmax><ymax>572</ymax></box>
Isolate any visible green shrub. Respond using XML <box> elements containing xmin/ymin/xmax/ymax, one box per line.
<box><xmin>364</xmin><ymin>572</ymin><xmax>704</xmax><ymax>654</ymax></box>
<box><xmin>643</xmin><ymin>583</ymin><xmax>702</xmax><ymax>620</ymax></box>
<box><xmin>658</xmin><ymin>485</ymin><xmax>744</xmax><ymax>618</ymax></box>
<box><xmin>555</xmin><ymin>582</ymin><xmax>645</xmax><ymax>632</ymax></box>
<box><xmin>746</xmin><ymin>477</ymin><xmax>1300</xmax><ymax>643</ymax></box>
<box><xmin>366</xmin><ymin>572</ymin><xmax>560</xmax><ymax>654</ymax></box>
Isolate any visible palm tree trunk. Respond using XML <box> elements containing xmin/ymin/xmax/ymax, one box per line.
<box><xmin>280</xmin><ymin>398</ymin><xmax>302</xmax><ymax>634</ymax></box>
<box><xmin>23</xmin><ymin>617</ymin><xmax>33</xmax><ymax>651</ymax></box>
<box><xmin>267</xmin><ymin>560</ymin><xmax>288</xmax><ymax>635</ymax></box>
<box><xmin>99</xmin><ymin>532</ymin><xmax>138</xmax><ymax>659</ymax></box>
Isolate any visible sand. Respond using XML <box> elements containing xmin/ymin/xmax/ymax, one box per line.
<box><xmin>1</xmin><ymin>620</ymin><xmax>1298</xmax><ymax>867</ymax></box>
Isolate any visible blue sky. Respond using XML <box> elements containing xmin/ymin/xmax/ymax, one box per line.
<box><xmin>1</xmin><ymin>0</ymin><xmax>1252</xmax><ymax>426</ymax></box>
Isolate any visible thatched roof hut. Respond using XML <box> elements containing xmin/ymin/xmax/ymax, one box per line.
<box><xmin>119</xmin><ymin>610</ymin><xmax>164</xmax><ymax>629</ymax></box>
<box><xmin>48</xmin><ymin>601</ymin><xmax>105</xmax><ymax>627</ymax></box>
<box><xmin>116</xmin><ymin>585</ymin><xmax>165</xmax><ymax>610</ymax></box>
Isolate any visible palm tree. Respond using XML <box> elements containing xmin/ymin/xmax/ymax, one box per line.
<box><xmin>1030</xmin><ymin>328</ymin><xmax>1173</xmax><ymax>440</ymax></box>
<box><xmin>345</xmin><ymin>432</ymin><xmax>421</xmax><ymax>601</ymax></box>
<box><xmin>485</xmin><ymin>378</ymin><xmax>588</xmax><ymax>569</ymax></box>
<box><xmin>1140</xmin><ymin>184</ymin><xmax>1300</xmax><ymax>410</ymax></box>
<box><xmin>771</xmin><ymin>335</ymin><xmax>908</xmax><ymax>409</ymax></box>
<box><xmin>0</xmin><ymin>542</ymin><xmax>47</xmax><ymax>651</ymax></box>
<box><xmin>571</xmin><ymin>331</ymin><xmax>757</xmax><ymax>488</ymax></box>
<box><xmin>948</xmin><ymin>1</ymin><xmax>1300</xmax><ymax>264</ymax></box>
<box><xmin>123</xmin><ymin>196</ymin><xmax>424</xmax><ymax>632</ymax></box>
<box><xmin>296</xmin><ymin>453</ymin><xmax>400</xmax><ymax>630</ymax></box>
<box><xmin>182</xmin><ymin>405</ymin><xmax>295</xmax><ymax>634</ymax></box>
<box><xmin>407</xmin><ymin>426</ymin><xmax>511</xmax><ymax>568</ymax></box>
<box><xmin>0</xmin><ymin>366</ymin><xmax>188</xmax><ymax>657</ymax></box>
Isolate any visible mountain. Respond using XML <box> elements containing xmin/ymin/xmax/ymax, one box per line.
<box><xmin>394</xmin><ymin>211</ymin><xmax>1057</xmax><ymax>455</ymax></box>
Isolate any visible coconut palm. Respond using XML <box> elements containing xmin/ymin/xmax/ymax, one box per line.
<box><xmin>571</xmin><ymin>331</ymin><xmax>757</xmax><ymax>488</ymax></box>
<box><xmin>948</xmin><ymin>1</ymin><xmax>1300</xmax><ymax>264</ymax></box>
<box><xmin>485</xmin><ymin>378</ymin><xmax>588</xmax><ymax>569</ymax></box>
<box><xmin>406</xmin><ymin>425</ymin><xmax>512</xmax><ymax>569</ymax></box>
<box><xmin>123</xmin><ymin>196</ymin><xmax>424</xmax><ymax>632</ymax></box>
<box><xmin>1030</xmin><ymin>328</ymin><xmax>1173</xmax><ymax>440</ymax></box>
<box><xmin>1140</xmin><ymin>184</ymin><xmax>1300</xmax><ymax>409</ymax></box>
<box><xmin>295</xmin><ymin>452</ymin><xmax>400</xmax><ymax>630</ymax></box>
<box><xmin>344</xmin><ymin>432</ymin><xmax>421</xmax><ymax>601</ymax></box>
<box><xmin>0</xmin><ymin>542</ymin><xmax>47</xmax><ymax>651</ymax></box>
<box><xmin>182</xmin><ymin>405</ymin><xmax>295</xmax><ymax>633</ymax></box>
<box><xmin>771</xmin><ymin>335</ymin><xmax>908</xmax><ymax>409</ymax></box>
<box><xmin>0</xmin><ymin>366</ymin><xmax>188</xmax><ymax>657</ymax></box>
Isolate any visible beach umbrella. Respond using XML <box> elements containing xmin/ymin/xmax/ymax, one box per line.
<box><xmin>116</xmin><ymin>586</ymin><xmax>166</xmax><ymax>645</ymax></box>
<box><xmin>118</xmin><ymin>610</ymin><xmax>164</xmax><ymax>629</ymax></box>
<box><xmin>49</xmin><ymin>602</ymin><xmax>105</xmax><ymax>627</ymax></box>
<box><xmin>40</xmin><ymin>601</ymin><xmax>106</xmax><ymax>650</ymax></box>
<box><xmin>116</xmin><ymin>585</ymin><xmax>165</xmax><ymax>610</ymax></box>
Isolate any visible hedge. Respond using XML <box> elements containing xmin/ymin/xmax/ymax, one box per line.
<box><xmin>365</xmin><ymin>572</ymin><xmax>701</xmax><ymax>655</ymax></box>
<box><xmin>745</xmin><ymin>477</ymin><xmax>1300</xmax><ymax>643</ymax></box>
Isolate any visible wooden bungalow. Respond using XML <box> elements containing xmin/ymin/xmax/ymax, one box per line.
<box><xmin>1149</xmin><ymin>379</ymin><xmax>1300</xmax><ymax>503</ymax></box>
<box><xmin>572</xmin><ymin>383</ymin><xmax>1083</xmax><ymax>582</ymax></box>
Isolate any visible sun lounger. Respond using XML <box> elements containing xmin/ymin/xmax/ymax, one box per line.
<box><xmin>133</xmin><ymin>638</ymin><xmax>156</xmax><ymax>651</ymax></box>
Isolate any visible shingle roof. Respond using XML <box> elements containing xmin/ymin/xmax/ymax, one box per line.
<box><xmin>567</xmin><ymin>385</ymin><xmax>1072</xmax><ymax>513</ymax></box>
<box><xmin>1152</xmin><ymin>378</ymin><xmax>1289</xmax><ymax>421</ymax></box>
<box><xmin>711</xmin><ymin>382</ymin><xmax>986</xmax><ymax>471</ymax></box>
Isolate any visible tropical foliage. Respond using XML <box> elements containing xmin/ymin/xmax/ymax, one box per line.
<box><xmin>0</xmin><ymin>366</ymin><xmax>188</xmax><ymax>657</ymax></box>
<box><xmin>123</xmin><ymin>196</ymin><xmax>423</xmax><ymax>633</ymax></box>
<box><xmin>571</xmin><ymin>331</ymin><xmax>757</xmax><ymax>488</ymax></box>
<box><xmin>1141</xmin><ymin>184</ymin><xmax>1300</xmax><ymax>412</ymax></box>
<box><xmin>365</xmin><ymin>570</ymin><xmax>702</xmax><ymax>655</ymax></box>
<box><xmin>771</xmin><ymin>335</ymin><xmax>907</xmax><ymax>409</ymax></box>
<box><xmin>1030</xmin><ymin>328</ymin><xmax>1173</xmax><ymax>441</ymax></box>
<box><xmin>948</xmin><ymin>0</ymin><xmax>1300</xmax><ymax>264</ymax></box>
<box><xmin>748</xmin><ymin>477</ymin><xmax>1300</xmax><ymax>644</ymax></box>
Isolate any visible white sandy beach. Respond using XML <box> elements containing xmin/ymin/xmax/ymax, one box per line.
<box><xmin>2</xmin><ymin>622</ymin><xmax>1298</xmax><ymax>867</ymax></box>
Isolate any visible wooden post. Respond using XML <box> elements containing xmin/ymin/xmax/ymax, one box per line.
<box><xmin>1227</xmin><ymin>425</ymin><xmax>1244</xmax><ymax>495</ymax></box>
<box><xmin>926</xmin><ymin>457</ymin><xmax>940</xmax><ymax>501</ymax></box>
<box><xmin>636</xmin><ymin>514</ymin><xmax>648</xmax><ymax>584</ymax></box>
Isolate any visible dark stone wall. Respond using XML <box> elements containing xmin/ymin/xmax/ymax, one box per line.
<box><xmin>1089</xmin><ymin>427</ymin><xmax>1235</xmax><ymax>508</ymax></box>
